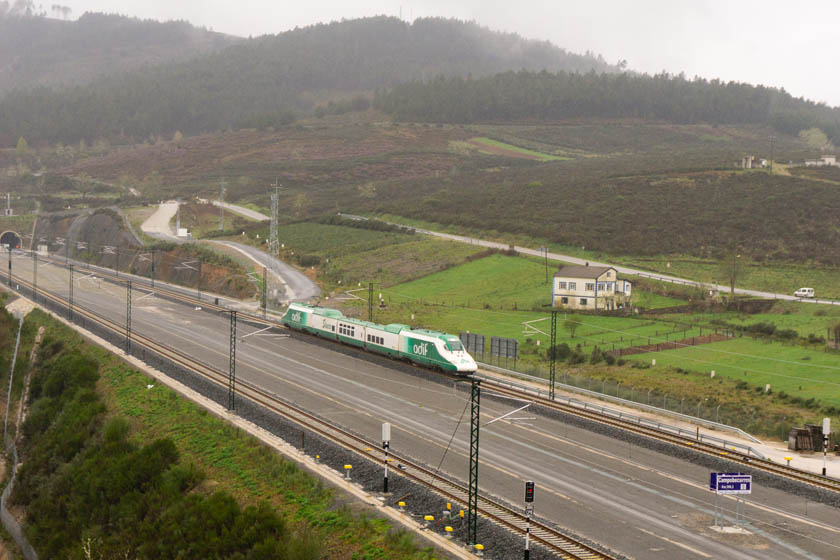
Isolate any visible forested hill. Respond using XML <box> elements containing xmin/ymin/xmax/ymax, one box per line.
<box><xmin>0</xmin><ymin>16</ymin><xmax>619</xmax><ymax>145</ymax></box>
<box><xmin>0</xmin><ymin>12</ymin><xmax>235</xmax><ymax>94</ymax></box>
<box><xmin>374</xmin><ymin>71</ymin><xmax>840</xmax><ymax>143</ymax></box>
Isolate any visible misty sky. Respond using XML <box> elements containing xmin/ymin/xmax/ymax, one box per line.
<box><xmin>59</xmin><ymin>0</ymin><xmax>840</xmax><ymax>107</ymax></box>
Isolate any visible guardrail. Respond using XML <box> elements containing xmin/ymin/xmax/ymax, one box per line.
<box><xmin>477</xmin><ymin>362</ymin><xmax>767</xmax><ymax>460</ymax></box>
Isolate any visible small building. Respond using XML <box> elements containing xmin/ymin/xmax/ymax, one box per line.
<box><xmin>804</xmin><ymin>155</ymin><xmax>838</xmax><ymax>167</ymax></box>
<box><xmin>552</xmin><ymin>265</ymin><xmax>631</xmax><ymax>311</ymax></box>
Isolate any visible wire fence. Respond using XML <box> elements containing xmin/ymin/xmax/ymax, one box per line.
<box><xmin>482</xmin><ymin>358</ymin><xmax>797</xmax><ymax>440</ymax></box>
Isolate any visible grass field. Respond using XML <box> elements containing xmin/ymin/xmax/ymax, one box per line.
<box><xmin>468</xmin><ymin>137</ymin><xmax>567</xmax><ymax>161</ymax></box>
<box><xmin>622</xmin><ymin>256</ymin><xmax>840</xmax><ymax>300</ymax></box>
<box><xmin>384</xmin><ymin>253</ymin><xmax>684</xmax><ymax>311</ymax></box>
<box><xmin>373</xmin><ymin>213</ymin><xmax>840</xmax><ymax>302</ymax></box>
<box><xmin>668</xmin><ymin>300</ymin><xmax>840</xmax><ymax>338</ymax></box>
<box><xmin>632</xmin><ymin>337</ymin><xmax>840</xmax><ymax>408</ymax></box>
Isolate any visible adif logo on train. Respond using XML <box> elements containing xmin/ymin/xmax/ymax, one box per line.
<box><xmin>291</xmin><ymin>312</ymin><xmax>302</xmax><ymax>322</ymax></box>
<box><xmin>412</xmin><ymin>342</ymin><xmax>429</xmax><ymax>356</ymax></box>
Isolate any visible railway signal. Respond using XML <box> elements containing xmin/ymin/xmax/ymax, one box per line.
<box><xmin>524</xmin><ymin>481</ymin><xmax>535</xmax><ymax>560</ymax></box>
<box><xmin>824</xmin><ymin>418</ymin><xmax>831</xmax><ymax>476</ymax></box>
<box><xmin>382</xmin><ymin>422</ymin><xmax>391</xmax><ymax>494</ymax></box>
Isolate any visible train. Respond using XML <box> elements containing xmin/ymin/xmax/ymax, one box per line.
<box><xmin>281</xmin><ymin>302</ymin><xmax>477</xmax><ymax>375</ymax></box>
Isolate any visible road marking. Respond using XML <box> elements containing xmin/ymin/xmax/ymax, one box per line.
<box><xmin>638</xmin><ymin>527</ymin><xmax>712</xmax><ymax>558</ymax></box>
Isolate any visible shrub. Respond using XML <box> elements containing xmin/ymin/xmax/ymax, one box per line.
<box><xmin>547</xmin><ymin>343</ymin><xmax>570</xmax><ymax>361</ymax></box>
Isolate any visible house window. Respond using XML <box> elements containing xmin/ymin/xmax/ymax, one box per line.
<box><xmin>597</xmin><ymin>283</ymin><xmax>606</xmax><ymax>291</ymax></box>
<box><xmin>561</xmin><ymin>297</ymin><xmax>568</xmax><ymax>304</ymax></box>
<box><xmin>585</xmin><ymin>283</ymin><xmax>595</xmax><ymax>292</ymax></box>
<box><xmin>558</xmin><ymin>281</ymin><xmax>567</xmax><ymax>289</ymax></box>
<box><xmin>580</xmin><ymin>298</ymin><xmax>588</xmax><ymax>306</ymax></box>
<box><xmin>569</xmin><ymin>282</ymin><xmax>577</xmax><ymax>290</ymax></box>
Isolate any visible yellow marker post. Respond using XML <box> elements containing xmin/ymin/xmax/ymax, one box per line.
<box><xmin>785</xmin><ymin>456</ymin><xmax>792</xmax><ymax>466</ymax></box>
<box><xmin>474</xmin><ymin>543</ymin><xmax>485</xmax><ymax>556</ymax></box>
<box><xmin>344</xmin><ymin>464</ymin><xmax>352</xmax><ymax>480</ymax></box>
<box><xmin>444</xmin><ymin>526</ymin><xmax>453</xmax><ymax>538</ymax></box>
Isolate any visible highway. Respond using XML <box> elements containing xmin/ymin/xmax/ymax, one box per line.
<box><xmin>14</xmin><ymin>254</ymin><xmax>840</xmax><ymax>559</ymax></box>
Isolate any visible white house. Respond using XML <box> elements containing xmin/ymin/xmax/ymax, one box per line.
<box><xmin>552</xmin><ymin>265</ymin><xmax>631</xmax><ymax>311</ymax></box>
<box><xmin>804</xmin><ymin>155</ymin><xmax>838</xmax><ymax>167</ymax></box>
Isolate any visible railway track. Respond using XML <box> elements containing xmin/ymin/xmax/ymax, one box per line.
<box><xmin>23</xmin><ymin>254</ymin><xmax>840</xmax><ymax>496</ymax></box>
<box><xmin>481</xmin><ymin>382</ymin><xmax>840</xmax><ymax>495</ymax></box>
<box><xmin>10</xmin><ymin>271</ymin><xmax>616</xmax><ymax>560</ymax></box>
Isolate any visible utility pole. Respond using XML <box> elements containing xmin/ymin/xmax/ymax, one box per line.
<box><xmin>544</xmin><ymin>247</ymin><xmax>549</xmax><ymax>284</ymax></box>
<box><xmin>219</xmin><ymin>178</ymin><xmax>227</xmax><ymax>232</ymax></box>
<box><xmin>125</xmin><ymin>281</ymin><xmax>132</xmax><ymax>354</ymax></box>
<box><xmin>368</xmin><ymin>282</ymin><xmax>374</xmax><ymax>322</ymax></box>
<box><xmin>770</xmin><ymin>135</ymin><xmax>776</xmax><ymax>174</ymax></box>
<box><xmin>32</xmin><ymin>249</ymin><xmax>37</xmax><ymax>303</ymax></box>
<box><xmin>228</xmin><ymin>310</ymin><xmax>237</xmax><ymax>410</ymax></box>
<box><xmin>196</xmin><ymin>260</ymin><xmax>202</xmax><ymax>300</ymax></box>
<box><xmin>549</xmin><ymin>310</ymin><xmax>558</xmax><ymax>400</ymax></box>
<box><xmin>151</xmin><ymin>249</ymin><xmax>156</xmax><ymax>289</ymax></box>
<box><xmin>269</xmin><ymin>179</ymin><xmax>280</xmax><ymax>257</ymax></box>
<box><xmin>262</xmin><ymin>265</ymin><xmax>267</xmax><ymax>317</ymax></box>
<box><xmin>467</xmin><ymin>378</ymin><xmax>481</xmax><ymax>547</ymax></box>
<box><xmin>7</xmin><ymin>242</ymin><xmax>11</xmax><ymax>286</ymax></box>
<box><xmin>116</xmin><ymin>246</ymin><xmax>120</xmax><ymax>278</ymax></box>
<box><xmin>68</xmin><ymin>264</ymin><xmax>74</xmax><ymax>321</ymax></box>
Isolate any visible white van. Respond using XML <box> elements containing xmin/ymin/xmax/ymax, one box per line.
<box><xmin>794</xmin><ymin>287</ymin><xmax>814</xmax><ymax>298</ymax></box>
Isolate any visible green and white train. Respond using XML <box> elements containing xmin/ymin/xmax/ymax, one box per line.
<box><xmin>281</xmin><ymin>302</ymin><xmax>477</xmax><ymax>375</ymax></box>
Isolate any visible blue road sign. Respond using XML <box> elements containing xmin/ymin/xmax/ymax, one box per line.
<box><xmin>710</xmin><ymin>472</ymin><xmax>751</xmax><ymax>495</ymax></box>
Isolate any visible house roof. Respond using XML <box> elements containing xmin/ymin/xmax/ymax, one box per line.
<box><xmin>553</xmin><ymin>265</ymin><xmax>614</xmax><ymax>279</ymax></box>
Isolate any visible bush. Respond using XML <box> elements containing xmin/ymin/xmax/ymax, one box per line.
<box><xmin>547</xmin><ymin>343</ymin><xmax>570</xmax><ymax>361</ymax></box>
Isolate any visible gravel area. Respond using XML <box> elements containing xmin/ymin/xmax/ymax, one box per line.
<box><xmin>20</xmin><ymin>286</ymin><xmax>839</xmax><ymax>558</ymax></box>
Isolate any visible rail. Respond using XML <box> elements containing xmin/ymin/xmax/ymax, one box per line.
<box><xmin>7</xmin><ymin>271</ymin><xmax>617</xmax><ymax>560</ymax></box>
<box><xmin>17</xmin><ymin>253</ymin><xmax>840</xmax><ymax>494</ymax></box>
<box><xmin>478</xmin><ymin>361</ymin><xmax>763</xmax><ymax>445</ymax></box>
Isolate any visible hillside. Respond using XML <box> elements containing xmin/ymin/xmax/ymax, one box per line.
<box><xmin>0</xmin><ymin>12</ymin><xmax>235</xmax><ymax>95</ymax></box>
<box><xmin>374</xmin><ymin>71</ymin><xmax>840</xmax><ymax>143</ymax></box>
<box><xmin>0</xmin><ymin>16</ymin><xmax>619</xmax><ymax>145</ymax></box>
<box><xmin>35</xmin><ymin>112</ymin><xmax>840</xmax><ymax>266</ymax></box>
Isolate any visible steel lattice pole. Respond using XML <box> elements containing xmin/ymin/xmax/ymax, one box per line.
<box><xmin>32</xmin><ymin>250</ymin><xmax>37</xmax><ymax>303</ymax></box>
<box><xmin>262</xmin><ymin>266</ymin><xmax>267</xmax><ymax>317</ymax></box>
<box><xmin>467</xmin><ymin>379</ymin><xmax>481</xmax><ymax>546</ymax></box>
<box><xmin>125</xmin><ymin>281</ymin><xmax>132</xmax><ymax>354</ymax></box>
<box><xmin>68</xmin><ymin>264</ymin><xmax>74</xmax><ymax>321</ymax></box>
<box><xmin>549</xmin><ymin>311</ymin><xmax>557</xmax><ymax>400</ymax></box>
<box><xmin>228</xmin><ymin>310</ymin><xmax>237</xmax><ymax>410</ymax></box>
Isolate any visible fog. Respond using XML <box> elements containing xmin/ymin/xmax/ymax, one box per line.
<box><xmin>61</xmin><ymin>0</ymin><xmax>840</xmax><ymax>106</ymax></box>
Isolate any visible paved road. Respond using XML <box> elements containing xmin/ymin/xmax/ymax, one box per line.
<box><xmin>209</xmin><ymin>240</ymin><xmax>321</xmax><ymax>303</ymax></box>
<box><xmin>141</xmin><ymin>201</ymin><xmax>180</xmax><ymax>241</ymax></box>
<box><xmin>16</xmin><ymin>255</ymin><xmax>839</xmax><ymax>560</ymax></box>
<box><xmin>211</xmin><ymin>200</ymin><xmax>269</xmax><ymax>222</ymax></box>
<box><xmin>339</xmin><ymin>214</ymin><xmax>840</xmax><ymax>306</ymax></box>
<box><xmin>141</xmin><ymin>201</ymin><xmax>318</xmax><ymax>303</ymax></box>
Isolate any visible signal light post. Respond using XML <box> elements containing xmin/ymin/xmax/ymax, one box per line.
<box><xmin>824</xmin><ymin>418</ymin><xmax>831</xmax><ymax>477</ymax></box>
<box><xmin>382</xmin><ymin>422</ymin><xmax>391</xmax><ymax>494</ymax></box>
<box><xmin>524</xmin><ymin>481</ymin><xmax>535</xmax><ymax>560</ymax></box>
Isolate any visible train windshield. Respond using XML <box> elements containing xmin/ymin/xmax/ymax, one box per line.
<box><xmin>446</xmin><ymin>339</ymin><xmax>464</xmax><ymax>352</ymax></box>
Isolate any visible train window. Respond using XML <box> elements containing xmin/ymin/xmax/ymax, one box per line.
<box><xmin>447</xmin><ymin>339</ymin><xmax>463</xmax><ymax>352</ymax></box>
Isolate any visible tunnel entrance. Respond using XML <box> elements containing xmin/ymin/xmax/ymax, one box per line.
<box><xmin>0</xmin><ymin>231</ymin><xmax>21</xmax><ymax>249</ymax></box>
